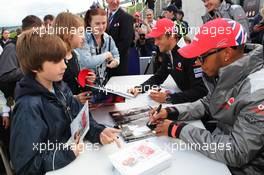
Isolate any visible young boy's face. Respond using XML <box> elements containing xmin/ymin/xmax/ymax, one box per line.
<box><xmin>70</xmin><ymin>27</ymin><xmax>84</xmax><ymax>49</ymax></box>
<box><xmin>36</xmin><ymin>59</ymin><xmax>67</xmax><ymax>82</ymax></box>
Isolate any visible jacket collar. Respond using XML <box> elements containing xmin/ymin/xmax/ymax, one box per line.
<box><xmin>216</xmin><ymin>44</ymin><xmax>263</xmax><ymax>90</ymax></box>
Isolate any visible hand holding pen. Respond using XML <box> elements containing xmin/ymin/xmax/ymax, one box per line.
<box><xmin>148</xmin><ymin>104</ymin><xmax>168</xmax><ymax>124</ymax></box>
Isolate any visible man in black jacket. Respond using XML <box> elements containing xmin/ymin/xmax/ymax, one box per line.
<box><xmin>129</xmin><ymin>18</ymin><xmax>207</xmax><ymax>104</ymax></box>
<box><xmin>0</xmin><ymin>15</ymin><xmax>42</xmax><ymax>98</ymax></box>
<box><xmin>106</xmin><ymin>0</ymin><xmax>134</xmax><ymax>76</ymax></box>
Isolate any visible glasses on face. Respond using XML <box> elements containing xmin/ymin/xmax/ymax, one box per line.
<box><xmin>198</xmin><ymin>48</ymin><xmax>224</xmax><ymax>64</ymax></box>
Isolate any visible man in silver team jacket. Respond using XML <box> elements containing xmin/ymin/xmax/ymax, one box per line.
<box><xmin>150</xmin><ymin>18</ymin><xmax>264</xmax><ymax>175</ymax></box>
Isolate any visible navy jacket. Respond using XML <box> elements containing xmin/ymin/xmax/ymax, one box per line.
<box><xmin>10</xmin><ymin>75</ymin><xmax>105</xmax><ymax>175</ymax></box>
<box><xmin>106</xmin><ymin>7</ymin><xmax>134</xmax><ymax>75</ymax></box>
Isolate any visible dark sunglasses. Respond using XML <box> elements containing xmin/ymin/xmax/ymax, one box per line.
<box><xmin>198</xmin><ymin>48</ymin><xmax>224</xmax><ymax>64</ymax></box>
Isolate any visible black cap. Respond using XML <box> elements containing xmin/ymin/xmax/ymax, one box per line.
<box><xmin>163</xmin><ymin>5</ymin><xmax>178</xmax><ymax>13</ymax></box>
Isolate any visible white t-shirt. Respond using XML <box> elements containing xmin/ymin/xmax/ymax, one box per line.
<box><xmin>0</xmin><ymin>45</ymin><xmax>3</xmax><ymax>56</ymax></box>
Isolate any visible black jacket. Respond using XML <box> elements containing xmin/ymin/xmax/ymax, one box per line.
<box><xmin>106</xmin><ymin>8</ymin><xmax>134</xmax><ymax>75</ymax></box>
<box><xmin>0</xmin><ymin>42</ymin><xmax>23</xmax><ymax>97</ymax></box>
<box><xmin>10</xmin><ymin>75</ymin><xmax>105</xmax><ymax>175</ymax></box>
<box><xmin>63</xmin><ymin>51</ymin><xmax>82</xmax><ymax>95</ymax></box>
<box><xmin>140</xmin><ymin>46</ymin><xmax>208</xmax><ymax>104</ymax></box>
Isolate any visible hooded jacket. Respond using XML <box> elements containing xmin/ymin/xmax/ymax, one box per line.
<box><xmin>166</xmin><ymin>44</ymin><xmax>264</xmax><ymax>175</ymax></box>
<box><xmin>10</xmin><ymin>75</ymin><xmax>105</xmax><ymax>175</ymax></box>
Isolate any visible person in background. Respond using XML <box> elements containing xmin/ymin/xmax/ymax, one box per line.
<box><xmin>0</xmin><ymin>90</ymin><xmax>10</xmax><ymax>174</ymax></box>
<box><xmin>54</xmin><ymin>12</ymin><xmax>95</xmax><ymax>104</ymax></box>
<box><xmin>250</xmin><ymin>10</ymin><xmax>263</xmax><ymax>32</ymax></box>
<box><xmin>163</xmin><ymin>4</ymin><xmax>178</xmax><ymax>21</ymax></box>
<box><xmin>134</xmin><ymin>9</ymin><xmax>157</xmax><ymax>56</ymax></box>
<box><xmin>0</xmin><ymin>15</ymin><xmax>42</xmax><ymax>99</ymax></box>
<box><xmin>142</xmin><ymin>9</ymin><xmax>157</xmax><ymax>56</ymax></box>
<box><xmin>0</xmin><ymin>29</ymin><xmax>11</xmax><ymax>49</ymax></box>
<box><xmin>201</xmin><ymin>0</ymin><xmax>250</xmax><ymax>39</ymax></box>
<box><xmin>129</xmin><ymin>18</ymin><xmax>207</xmax><ymax>104</ymax></box>
<box><xmin>77</xmin><ymin>6</ymin><xmax>120</xmax><ymax>86</ymax></box>
<box><xmin>0</xmin><ymin>90</ymin><xmax>10</xmax><ymax>133</ymax></box>
<box><xmin>0</xmin><ymin>45</ymin><xmax>3</xmax><ymax>56</ymax></box>
<box><xmin>12</xmin><ymin>28</ymin><xmax>22</xmax><ymax>43</ymax></box>
<box><xmin>10</xmin><ymin>29</ymin><xmax>121</xmax><ymax>175</ymax></box>
<box><xmin>150</xmin><ymin>18</ymin><xmax>264</xmax><ymax>175</ymax></box>
<box><xmin>43</xmin><ymin>14</ymin><xmax>54</xmax><ymax>28</ymax></box>
<box><xmin>133</xmin><ymin>12</ymin><xmax>148</xmax><ymax>56</ymax></box>
<box><xmin>250</xmin><ymin>7</ymin><xmax>264</xmax><ymax>44</ymax></box>
<box><xmin>106</xmin><ymin>0</ymin><xmax>134</xmax><ymax>76</ymax></box>
<box><xmin>175</xmin><ymin>10</ymin><xmax>189</xmax><ymax>30</ymax></box>
<box><xmin>142</xmin><ymin>9</ymin><xmax>157</xmax><ymax>34</ymax></box>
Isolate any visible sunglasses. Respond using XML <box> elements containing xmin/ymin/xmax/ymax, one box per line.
<box><xmin>198</xmin><ymin>48</ymin><xmax>224</xmax><ymax>64</ymax></box>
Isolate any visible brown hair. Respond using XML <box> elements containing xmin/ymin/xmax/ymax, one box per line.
<box><xmin>84</xmin><ymin>8</ymin><xmax>107</xmax><ymax>29</ymax></box>
<box><xmin>16</xmin><ymin>29</ymin><xmax>67</xmax><ymax>76</ymax></box>
<box><xmin>22</xmin><ymin>15</ymin><xmax>42</xmax><ymax>31</ymax></box>
<box><xmin>54</xmin><ymin>12</ymin><xmax>84</xmax><ymax>51</ymax></box>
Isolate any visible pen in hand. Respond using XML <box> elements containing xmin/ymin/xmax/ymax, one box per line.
<box><xmin>148</xmin><ymin>104</ymin><xmax>162</xmax><ymax>125</ymax></box>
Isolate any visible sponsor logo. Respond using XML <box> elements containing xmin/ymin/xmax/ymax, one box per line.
<box><xmin>219</xmin><ymin>97</ymin><xmax>235</xmax><ymax>110</ymax></box>
<box><xmin>250</xmin><ymin>104</ymin><xmax>264</xmax><ymax>116</ymax></box>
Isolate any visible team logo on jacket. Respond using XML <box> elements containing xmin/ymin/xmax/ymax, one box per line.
<box><xmin>193</xmin><ymin>67</ymin><xmax>203</xmax><ymax>78</ymax></box>
<box><xmin>175</xmin><ymin>62</ymin><xmax>183</xmax><ymax>71</ymax></box>
<box><xmin>249</xmin><ymin>104</ymin><xmax>264</xmax><ymax>116</ymax></box>
<box><xmin>219</xmin><ymin>97</ymin><xmax>235</xmax><ymax>110</ymax></box>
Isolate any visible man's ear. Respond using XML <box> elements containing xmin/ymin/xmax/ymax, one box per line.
<box><xmin>223</xmin><ymin>47</ymin><xmax>233</xmax><ymax>62</ymax></box>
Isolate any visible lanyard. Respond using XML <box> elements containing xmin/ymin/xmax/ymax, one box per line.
<box><xmin>91</xmin><ymin>34</ymin><xmax>105</xmax><ymax>55</ymax></box>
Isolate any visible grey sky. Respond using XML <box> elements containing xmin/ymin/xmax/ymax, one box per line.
<box><xmin>0</xmin><ymin>0</ymin><xmax>97</xmax><ymax>27</ymax></box>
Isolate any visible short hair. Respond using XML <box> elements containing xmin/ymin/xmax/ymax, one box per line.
<box><xmin>22</xmin><ymin>15</ymin><xmax>42</xmax><ymax>31</ymax></box>
<box><xmin>146</xmin><ymin>9</ymin><xmax>154</xmax><ymax>15</ymax></box>
<box><xmin>176</xmin><ymin>10</ymin><xmax>184</xmax><ymax>17</ymax></box>
<box><xmin>16</xmin><ymin>29</ymin><xmax>67</xmax><ymax>76</ymax></box>
<box><xmin>84</xmin><ymin>7</ymin><xmax>107</xmax><ymax>29</ymax></box>
<box><xmin>1</xmin><ymin>28</ymin><xmax>9</xmax><ymax>39</ymax></box>
<box><xmin>54</xmin><ymin>12</ymin><xmax>84</xmax><ymax>51</ymax></box>
<box><xmin>44</xmin><ymin>14</ymin><xmax>54</xmax><ymax>22</ymax></box>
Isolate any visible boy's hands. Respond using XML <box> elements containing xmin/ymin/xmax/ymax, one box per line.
<box><xmin>72</xmin><ymin>132</ymin><xmax>84</xmax><ymax>157</ymax></box>
<box><xmin>74</xmin><ymin>91</ymin><xmax>91</xmax><ymax>104</ymax></box>
<box><xmin>100</xmin><ymin>128</ymin><xmax>122</xmax><ymax>148</ymax></box>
